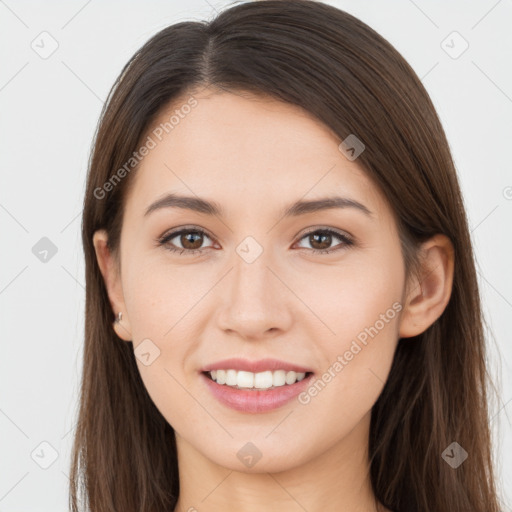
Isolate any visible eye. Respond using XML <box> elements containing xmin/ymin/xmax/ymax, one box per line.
<box><xmin>157</xmin><ymin>226</ymin><xmax>216</xmax><ymax>256</ymax></box>
<box><xmin>157</xmin><ymin>226</ymin><xmax>354</xmax><ymax>256</ymax></box>
<box><xmin>294</xmin><ymin>228</ymin><xmax>354</xmax><ymax>254</ymax></box>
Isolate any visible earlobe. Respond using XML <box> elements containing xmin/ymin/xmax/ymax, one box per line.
<box><xmin>398</xmin><ymin>234</ymin><xmax>455</xmax><ymax>339</ymax></box>
<box><xmin>92</xmin><ymin>229</ymin><xmax>133</xmax><ymax>341</ymax></box>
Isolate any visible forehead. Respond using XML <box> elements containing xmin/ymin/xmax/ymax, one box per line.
<box><xmin>124</xmin><ymin>89</ymin><xmax>388</xmax><ymax>223</ymax></box>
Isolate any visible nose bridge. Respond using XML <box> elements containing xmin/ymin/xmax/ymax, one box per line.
<box><xmin>216</xmin><ymin>236</ymin><xmax>291</xmax><ymax>336</ymax></box>
<box><xmin>230</xmin><ymin>237</ymin><xmax>277</xmax><ymax>307</ymax></box>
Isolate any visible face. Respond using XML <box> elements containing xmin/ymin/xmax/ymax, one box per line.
<box><xmin>100</xmin><ymin>88</ymin><xmax>409</xmax><ymax>473</ymax></box>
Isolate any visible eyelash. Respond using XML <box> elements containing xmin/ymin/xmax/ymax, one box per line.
<box><xmin>156</xmin><ymin>226</ymin><xmax>354</xmax><ymax>256</ymax></box>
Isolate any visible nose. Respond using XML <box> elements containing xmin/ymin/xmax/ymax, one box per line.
<box><xmin>215</xmin><ymin>249</ymin><xmax>293</xmax><ymax>341</ymax></box>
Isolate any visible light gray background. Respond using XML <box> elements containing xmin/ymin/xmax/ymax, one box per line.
<box><xmin>1</xmin><ymin>0</ymin><xmax>511</xmax><ymax>510</ymax></box>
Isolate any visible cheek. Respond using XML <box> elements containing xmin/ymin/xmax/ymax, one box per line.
<box><xmin>298</xmin><ymin>251</ymin><xmax>403</xmax><ymax>405</ymax></box>
<box><xmin>122</xmin><ymin>255</ymin><xmax>196</xmax><ymax>340</ymax></box>
<box><xmin>294</xmin><ymin>248</ymin><xmax>404</xmax><ymax>339</ymax></box>
<box><xmin>122</xmin><ymin>258</ymin><xmax>207</xmax><ymax>406</ymax></box>
<box><xmin>336</xmin><ymin>267</ymin><xmax>403</xmax><ymax>350</ymax></box>
<box><xmin>294</xmin><ymin>299</ymin><xmax>401</xmax><ymax>443</ymax></box>
<box><xmin>122</xmin><ymin>259</ymin><xmax>199</xmax><ymax>428</ymax></box>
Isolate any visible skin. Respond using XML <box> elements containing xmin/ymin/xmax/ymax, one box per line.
<box><xmin>93</xmin><ymin>88</ymin><xmax>454</xmax><ymax>512</ymax></box>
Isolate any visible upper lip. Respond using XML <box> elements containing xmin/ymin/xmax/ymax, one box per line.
<box><xmin>201</xmin><ymin>358</ymin><xmax>313</xmax><ymax>374</ymax></box>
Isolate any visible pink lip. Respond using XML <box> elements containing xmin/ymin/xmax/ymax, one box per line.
<box><xmin>201</xmin><ymin>357</ymin><xmax>313</xmax><ymax>374</ymax></box>
<box><xmin>200</xmin><ymin>371</ymin><xmax>314</xmax><ymax>413</ymax></box>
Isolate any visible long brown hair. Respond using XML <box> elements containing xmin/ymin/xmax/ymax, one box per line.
<box><xmin>71</xmin><ymin>1</ymin><xmax>504</xmax><ymax>510</ymax></box>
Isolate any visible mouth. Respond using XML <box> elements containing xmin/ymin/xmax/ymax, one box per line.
<box><xmin>200</xmin><ymin>370</ymin><xmax>315</xmax><ymax>413</ymax></box>
<box><xmin>202</xmin><ymin>370</ymin><xmax>315</xmax><ymax>390</ymax></box>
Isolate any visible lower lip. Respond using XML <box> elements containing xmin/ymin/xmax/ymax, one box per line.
<box><xmin>200</xmin><ymin>372</ymin><xmax>314</xmax><ymax>413</ymax></box>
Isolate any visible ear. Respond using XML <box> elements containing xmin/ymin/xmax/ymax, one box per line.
<box><xmin>92</xmin><ymin>229</ymin><xmax>132</xmax><ymax>341</ymax></box>
<box><xmin>399</xmin><ymin>234</ymin><xmax>455</xmax><ymax>338</ymax></box>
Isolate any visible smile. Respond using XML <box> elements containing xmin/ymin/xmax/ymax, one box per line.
<box><xmin>207</xmin><ymin>369</ymin><xmax>308</xmax><ymax>389</ymax></box>
<box><xmin>201</xmin><ymin>370</ymin><xmax>315</xmax><ymax>413</ymax></box>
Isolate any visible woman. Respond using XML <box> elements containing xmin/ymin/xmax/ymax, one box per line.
<box><xmin>70</xmin><ymin>1</ymin><xmax>504</xmax><ymax>511</ymax></box>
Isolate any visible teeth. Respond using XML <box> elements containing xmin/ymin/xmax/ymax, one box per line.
<box><xmin>208</xmin><ymin>369</ymin><xmax>308</xmax><ymax>389</ymax></box>
<box><xmin>238</xmin><ymin>370</ymin><xmax>255</xmax><ymax>388</ymax></box>
<box><xmin>226</xmin><ymin>369</ymin><xmax>238</xmax><ymax>386</ymax></box>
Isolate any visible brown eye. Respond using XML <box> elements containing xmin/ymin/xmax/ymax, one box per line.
<box><xmin>296</xmin><ymin>229</ymin><xmax>354</xmax><ymax>254</ymax></box>
<box><xmin>178</xmin><ymin>231</ymin><xmax>204</xmax><ymax>250</ymax></box>
<box><xmin>308</xmin><ymin>232</ymin><xmax>332</xmax><ymax>251</ymax></box>
<box><xmin>158</xmin><ymin>228</ymin><xmax>214</xmax><ymax>255</ymax></box>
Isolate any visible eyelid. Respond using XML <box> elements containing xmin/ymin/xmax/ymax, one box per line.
<box><xmin>159</xmin><ymin>224</ymin><xmax>214</xmax><ymax>240</ymax></box>
<box><xmin>296</xmin><ymin>225</ymin><xmax>353</xmax><ymax>240</ymax></box>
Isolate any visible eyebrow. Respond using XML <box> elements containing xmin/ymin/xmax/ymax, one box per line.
<box><xmin>144</xmin><ymin>193</ymin><xmax>374</xmax><ymax>219</ymax></box>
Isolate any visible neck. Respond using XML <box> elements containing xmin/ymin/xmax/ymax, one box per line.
<box><xmin>173</xmin><ymin>411</ymin><xmax>388</xmax><ymax>512</ymax></box>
